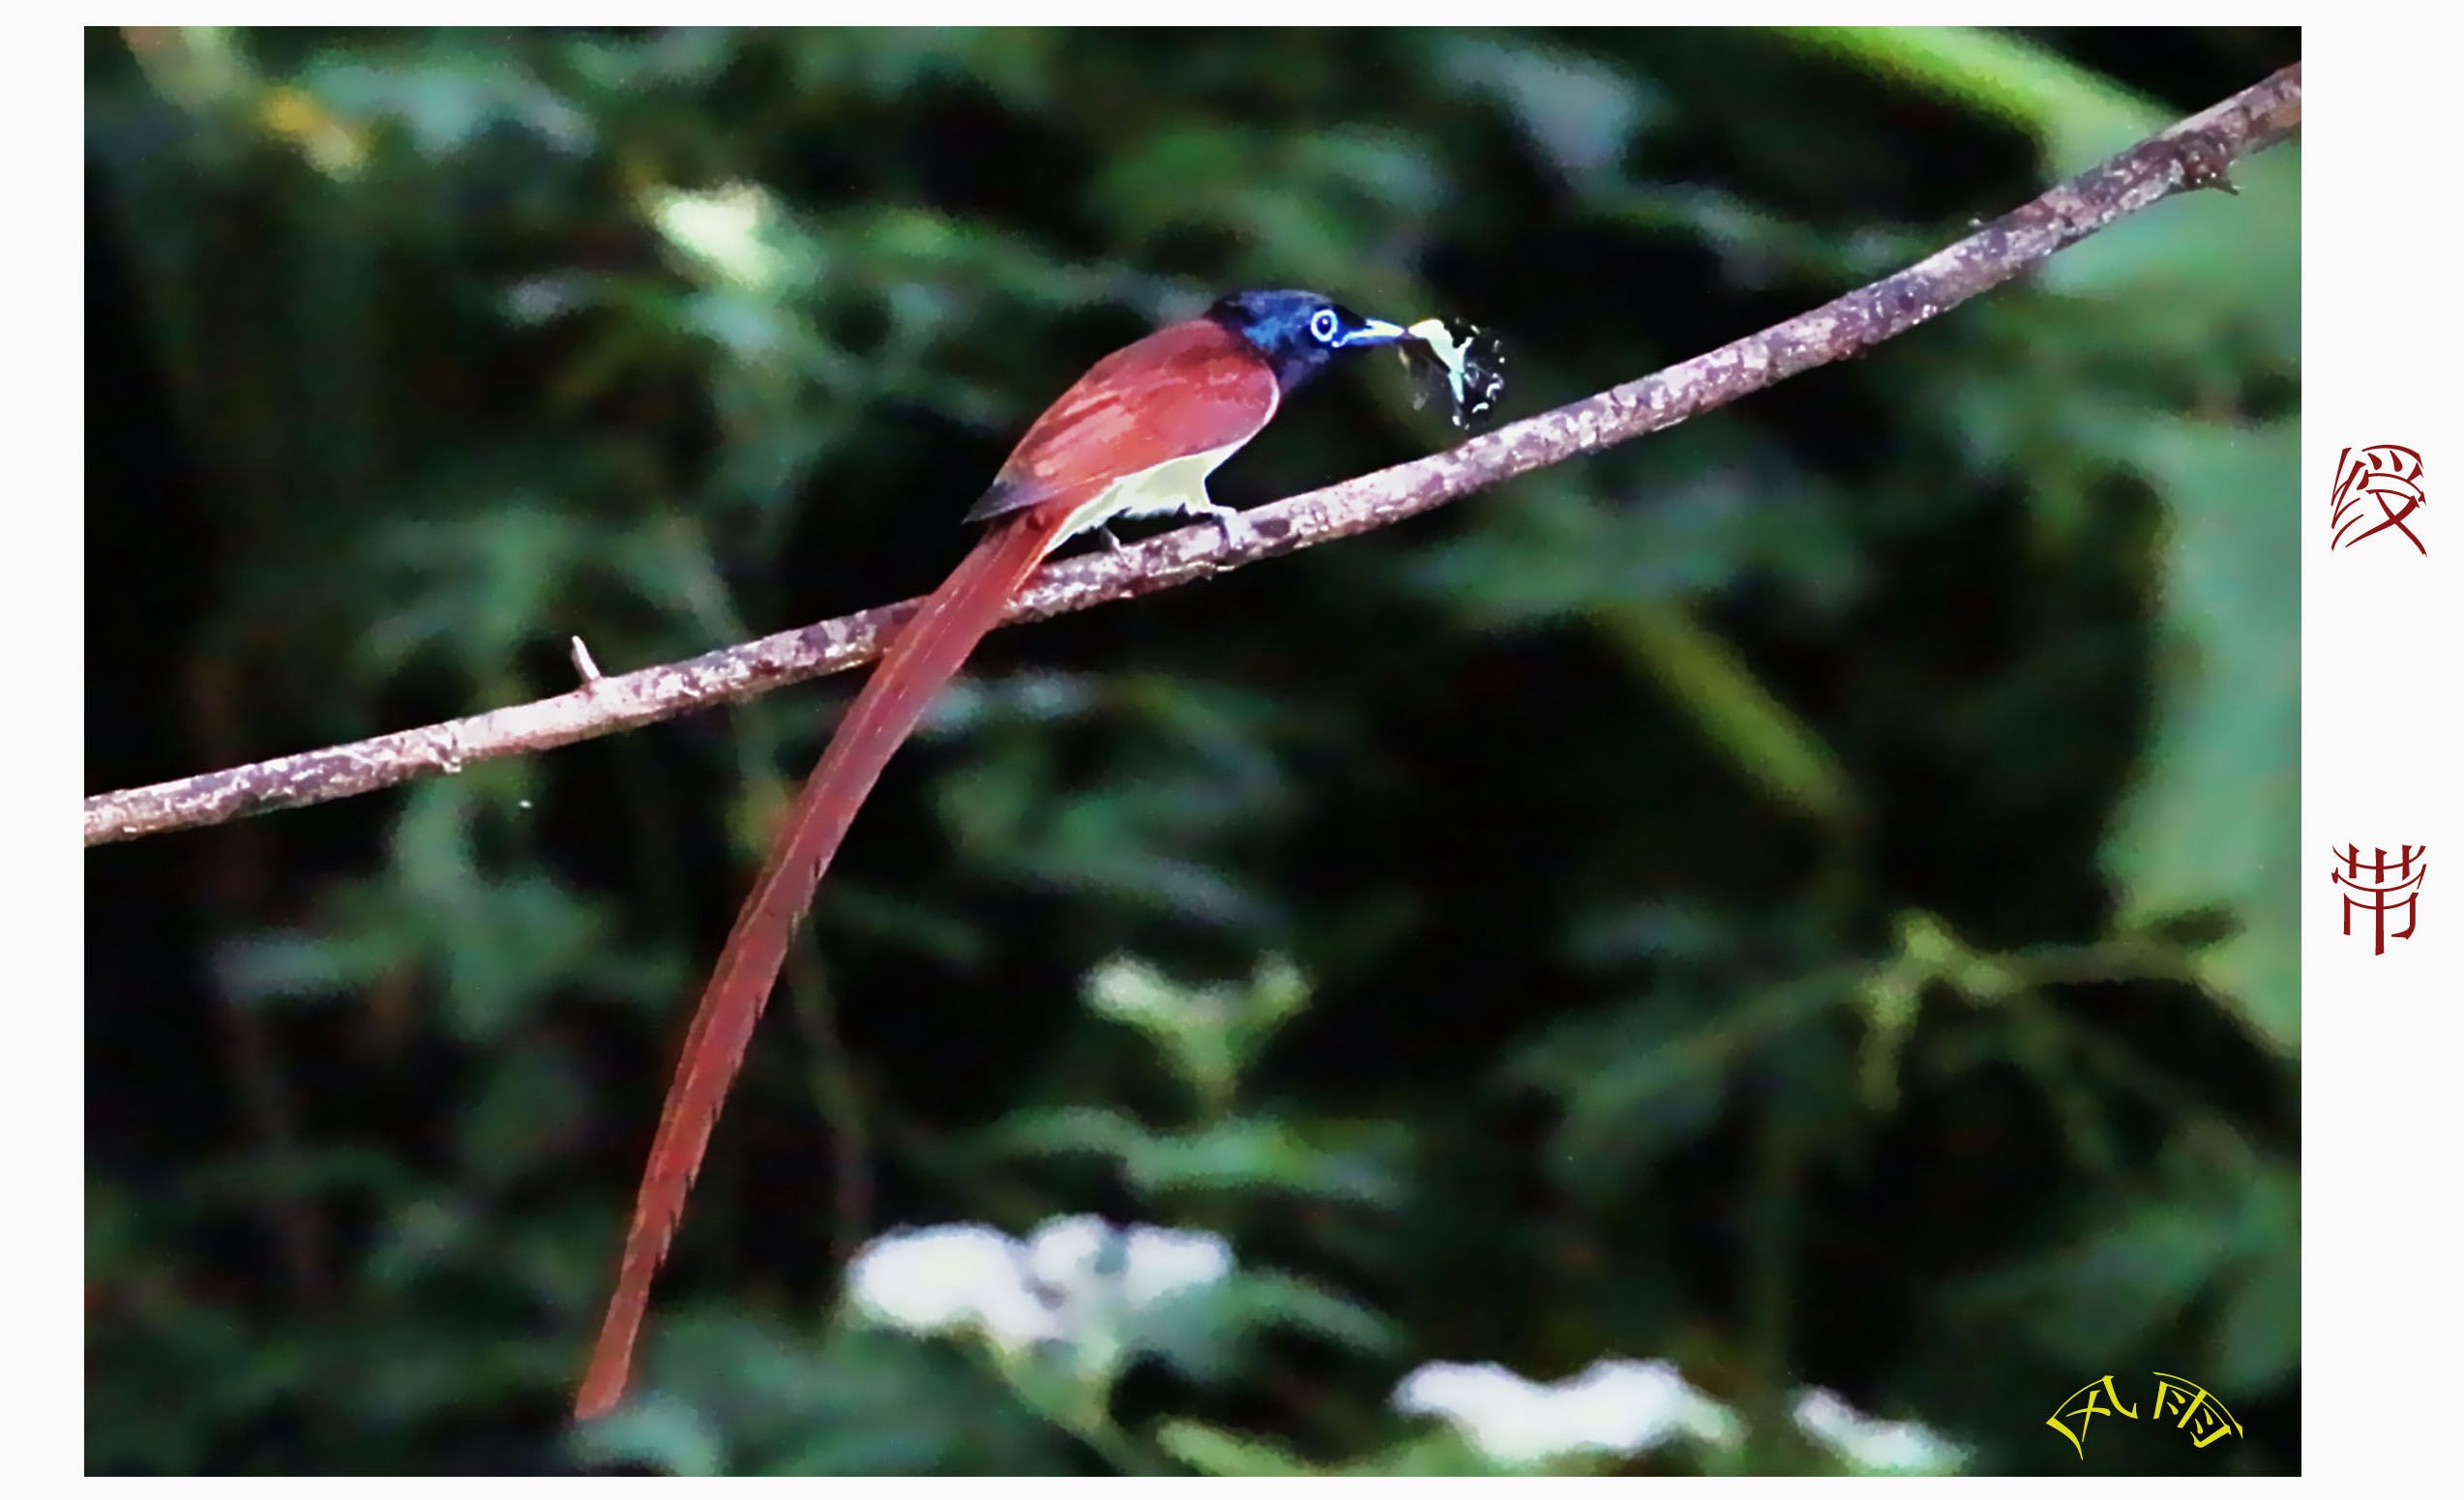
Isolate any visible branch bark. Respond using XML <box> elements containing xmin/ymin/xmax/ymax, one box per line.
<box><xmin>84</xmin><ymin>63</ymin><xmax>2301</xmax><ymax>848</ymax></box>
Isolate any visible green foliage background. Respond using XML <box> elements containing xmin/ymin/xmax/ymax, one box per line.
<box><xmin>85</xmin><ymin>26</ymin><xmax>2300</xmax><ymax>1476</ymax></box>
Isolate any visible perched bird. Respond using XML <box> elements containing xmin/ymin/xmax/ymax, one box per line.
<box><xmin>575</xmin><ymin>288</ymin><xmax>1414</xmax><ymax>1419</ymax></box>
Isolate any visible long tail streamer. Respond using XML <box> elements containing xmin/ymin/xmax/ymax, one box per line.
<box><xmin>575</xmin><ymin>506</ymin><xmax>1073</xmax><ymax>1419</ymax></box>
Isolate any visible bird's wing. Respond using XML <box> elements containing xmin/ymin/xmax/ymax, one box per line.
<box><xmin>964</xmin><ymin>318</ymin><xmax>1281</xmax><ymax>525</ymax></box>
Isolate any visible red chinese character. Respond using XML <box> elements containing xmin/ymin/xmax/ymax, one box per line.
<box><xmin>2330</xmin><ymin>445</ymin><xmax>2427</xmax><ymax>554</ymax></box>
<box><xmin>2330</xmin><ymin>844</ymin><xmax>2427</xmax><ymax>956</ymax></box>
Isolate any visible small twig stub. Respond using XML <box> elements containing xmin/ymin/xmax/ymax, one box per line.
<box><xmin>571</xmin><ymin>635</ymin><xmax>605</xmax><ymax>684</ymax></box>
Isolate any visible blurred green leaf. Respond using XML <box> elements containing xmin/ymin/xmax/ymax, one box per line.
<box><xmin>2104</xmin><ymin>418</ymin><xmax>2300</xmax><ymax>1051</ymax></box>
<box><xmin>1954</xmin><ymin>1158</ymin><xmax>2297</xmax><ymax>1381</ymax></box>
<box><xmin>1790</xmin><ymin>26</ymin><xmax>2163</xmax><ymax>164</ymax></box>
<box><xmin>1156</xmin><ymin>1419</ymin><xmax>1319</xmax><ymax>1477</ymax></box>
<box><xmin>1438</xmin><ymin>37</ymin><xmax>1659</xmax><ymax>187</ymax></box>
<box><xmin>988</xmin><ymin>1105</ymin><xmax>1407</xmax><ymax>1208</ymax></box>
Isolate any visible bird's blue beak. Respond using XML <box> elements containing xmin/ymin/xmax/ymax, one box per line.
<box><xmin>1338</xmin><ymin>317</ymin><xmax>1411</xmax><ymax>348</ymax></box>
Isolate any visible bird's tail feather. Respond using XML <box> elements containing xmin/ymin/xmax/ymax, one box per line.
<box><xmin>574</xmin><ymin>506</ymin><xmax>1073</xmax><ymax>1419</ymax></box>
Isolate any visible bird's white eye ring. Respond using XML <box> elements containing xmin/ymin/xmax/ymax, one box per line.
<box><xmin>1310</xmin><ymin>308</ymin><xmax>1339</xmax><ymax>343</ymax></box>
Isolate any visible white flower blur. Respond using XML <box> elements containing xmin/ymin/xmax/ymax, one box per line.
<box><xmin>1024</xmin><ymin>1214</ymin><xmax>1234</xmax><ymax>1311</ymax></box>
<box><xmin>644</xmin><ymin>182</ymin><xmax>787</xmax><ymax>290</ymax></box>
<box><xmin>1117</xmin><ymin>1223</ymin><xmax>1235</xmax><ymax>1306</ymax></box>
<box><xmin>1793</xmin><ymin>1387</ymin><xmax>1968</xmax><ymax>1474</ymax></box>
<box><xmin>1021</xmin><ymin>1214</ymin><xmax>1112</xmax><ymax>1299</ymax></box>
<box><xmin>846</xmin><ymin>1216</ymin><xmax>1233</xmax><ymax>1358</ymax></box>
<box><xmin>1393</xmin><ymin>1357</ymin><xmax>1742</xmax><ymax>1465</ymax></box>
<box><xmin>846</xmin><ymin>1222</ymin><xmax>1057</xmax><ymax>1349</ymax></box>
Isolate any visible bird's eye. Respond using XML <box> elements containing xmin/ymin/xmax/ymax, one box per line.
<box><xmin>1309</xmin><ymin>308</ymin><xmax>1340</xmax><ymax>343</ymax></box>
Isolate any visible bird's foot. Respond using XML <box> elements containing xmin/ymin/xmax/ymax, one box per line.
<box><xmin>1188</xmin><ymin>501</ymin><xmax>1257</xmax><ymax>557</ymax></box>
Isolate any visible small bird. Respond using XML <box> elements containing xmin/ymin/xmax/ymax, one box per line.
<box><xmin>574</xmin><ymin>288</ymin><xmax>1414</xmax><ymax>1419</ymax></box>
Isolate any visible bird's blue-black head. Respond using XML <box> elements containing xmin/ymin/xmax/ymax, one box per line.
<box><xmin>1207</xmin><ymin>288</ymin><xmax>1410</xmax><ymax>393</ymax></box>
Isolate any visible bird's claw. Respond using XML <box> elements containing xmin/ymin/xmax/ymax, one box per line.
<box><xmin>1201</xmin><ymin>505</ymin><xmax>1257</xmax><ymax>556</ymax></box>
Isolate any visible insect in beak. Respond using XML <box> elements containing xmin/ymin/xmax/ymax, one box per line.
<box><xmin>1399</xmin><ymin>317</ymin><xmax>1506</xmax><ymax>428</ymax></box>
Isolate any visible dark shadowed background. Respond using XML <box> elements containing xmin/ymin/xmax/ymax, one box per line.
<box><xmin>85</xmin><ymin>26</ymin><xmax>2300</xmax><ymax>1476</ymax></box>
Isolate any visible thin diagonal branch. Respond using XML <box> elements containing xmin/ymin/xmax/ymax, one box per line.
<box><xmin>84</xmin><ymin>63</ymin><xmax>2301</xmax><ymax>848</ymax></box>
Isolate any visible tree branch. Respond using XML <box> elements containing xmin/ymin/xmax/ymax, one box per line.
<box><xmin>84</xmin><ymin>64</ymin><xmax>2300</xmax><ymax>848</ymax></box>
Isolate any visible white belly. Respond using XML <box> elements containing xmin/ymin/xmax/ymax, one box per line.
<box><xmin>1059</xmin><ymin>442</ymin><xmax>1247</xmax><ymax>541</ymax></box>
